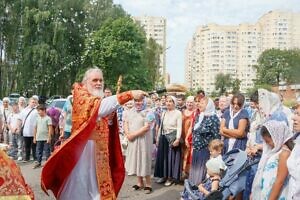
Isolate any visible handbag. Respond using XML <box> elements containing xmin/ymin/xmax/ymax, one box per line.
<box><xmin>160</xmin><ymin>112</ymin><xmax>183</xmax><ymax>147</ymax></box>
<box><xmin>20</xmin><ymin>108</ymin><xmax>35</xmax><ymax>136</ymax></box>
<box><xmin>164</xmin><ymin>130</ymin><xmax>178</xmax><ymax>146</ymax></box>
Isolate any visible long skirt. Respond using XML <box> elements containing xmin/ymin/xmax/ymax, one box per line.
<box><xmin>154</xmin><ymin>134</ymin><xmax>169</xmax><ymax>178</ymax></box>
<box><xmin>168</xmin><ymin>145</ymin><xmax>182</xmax><ymax>182</ymax></box>
<box><xmin>189</xmin><ymin>148</ymin><xmax>210</xmax><ymax>185</ymax></box>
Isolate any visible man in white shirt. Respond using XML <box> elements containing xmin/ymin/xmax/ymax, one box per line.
<box><xmin>18</xmin><ymin>97</ymin><xmax>38</xmax><ymax>162</ymax></box>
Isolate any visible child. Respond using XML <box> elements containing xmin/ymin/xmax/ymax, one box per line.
<box><xmin>181</xmin><ymin>157</ymin><xmax>224</xmax><ymax>200</ymax></box>
<box><xmin>7</xmin><ymin>102</ymin><xmax>22</xmax><ymax>160</ymax></box>
<box><xmin>181</xmin><ymin>139</ymin><xmax>225</xmax><ymax>200</ymax></box>
<box><xmin>208</xmin><ymin>139</ymin><xmax>226</xmax><ymax>171</ymax></box>
<box><xmin>33</xmin><ymin>104</ymin><xmax>53</xmax><ymax>169</ymax></box>
<box><xmin>208</xmin><ymin>139</ymin><xmax>223</xmax><ymax>158</ymax></box>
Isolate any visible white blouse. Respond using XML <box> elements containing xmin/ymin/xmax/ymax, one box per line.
<box><xmin>161</xmin><ymin>109</ymin><xmax>182</xmax><ymax>139</ymax></box>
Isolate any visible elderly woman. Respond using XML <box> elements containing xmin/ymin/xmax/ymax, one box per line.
<box><xmin>18</xmin><ymin>97</ymin><xmax>27</xmax><ymax>111</ymax></box>
<box><xmin>1</xmin><ymin>97</ymin><xmax>12</xmax><ymax>144</ymax></box>
<box><xmin>181</xmin><ymin>96</ymin><xmax>195</xmax><ymax>178</ymax></box>
<box><xmin>189</xmin><ymin>97</ymin><xmax>220</xmax><ymax>185</ymax></box>
<box><xmin>154</xmin><ymin>95</ymin><xmax>182</xmax><ymax>186</ymax></box>
<box><xmin>287</xmin><ymin>104</ymin><xmax>300</xmax><ymax>199</ymax></box>
<box><xmin>217</xmin><ymin>95</ymin><xmax>229</xmax><ymax>119</ymax></box>
<box><xmin>252</xmin><ymin>120</ymin><xmax>292</xmax><ymax>200</ymax></box>
<box><xmin>220</xmin><ymin>93</ymin><xmax>249</xmax><ymax>153</ymax></box>
<box><xmin>124</xmin><ymin>97</ymin><xmax>154</xmax><ymax>194</ymax></box>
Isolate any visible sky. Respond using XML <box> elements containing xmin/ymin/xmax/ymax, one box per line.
<box><xmin>113</xmin><ymin>0</ymin><xmax>300</xmax><ymax>84</ymax></box>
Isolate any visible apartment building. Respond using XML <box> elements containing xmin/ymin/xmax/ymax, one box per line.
<box><xmin>185</xmin><ymin>10</ymin><xmax>300</xmax><ymax>94</ymax></box>
<box><xmin>133</xmin><ymin>16</ymin><xmax>167</xmax><ymax>86</ymax></box>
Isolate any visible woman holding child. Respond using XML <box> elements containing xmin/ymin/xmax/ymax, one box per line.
<box><xmin>189</xmin><ymin>96</ymin><xmax>220</xmax><ymax>185</ymax></box>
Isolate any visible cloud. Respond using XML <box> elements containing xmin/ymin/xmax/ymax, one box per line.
<box><xmin>114</xmin><ymin>0</ymin><xmax>300</xmax><ymax>83</ymax></box>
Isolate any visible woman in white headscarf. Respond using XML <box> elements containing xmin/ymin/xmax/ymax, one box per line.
<box><xmin>189</xmin><ymin>97</ymin><xmax>220</xmax><ymax>185</ymax></box>
<box><xmin>154</xmin><ymin>95</ymin><xmax>183</xmax><ymax>186</ymax></box>
<box><xmin>252</xmin><ymin>89</ymin><xmax>290</xmax><ymax>146</ymax></box>
<box><xmin>251</xmin><ymin>120</ymin><xmax>292</xmax><ymax>200</ymax></box>
<box><xmin>124</xmin><ymin>97</ymin><xmax>154</xmax><ymax>194</ymax></box>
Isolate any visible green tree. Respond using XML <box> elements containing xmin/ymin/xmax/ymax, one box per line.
<box><xmin>254</xmin><ymin>49</ymin><xmax>300</xmax><ymax>86</ymax></box>
<box><xmin>143</xmin><ymin>38</ymin><xmax>162</xmax><ymax>88</ymax></box>
<box><xmin>284</xmin><ymin>49</ymin><xmax>300</xmax><ymax>84</ymax></box>
<box><xmin>215</xmin><ymin>73</ymin><xmax>232</xmax><ymax>95</ymax></box>
<box><xmin>0</xmin><ymin>0</ymin><xmax>127</xmax><ymax>97</ymax></box>
<box><xmin>246</xmin><ymin>84</ymin><xmax>272</xmax><ymax>97</ymax></box>
<box><xmin>232</xmin><ymin>78</ymin><xmax>241</xmax><ymax>94</ymax></box>
<box><xmin>0</xmin><ymin>0</ymin><xmax>22</xmax><ymax>96</ymax></box>
<box><xmin>84</xmin><ymin>0</ymin><xmax>127</xmax><ymax>33</ymax></box>
<box><xmin>86</xmin><ymin>17</ymin><xmax>157</xmax><ymax>92</ymax></box>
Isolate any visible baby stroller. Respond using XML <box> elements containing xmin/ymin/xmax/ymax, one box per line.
<box><xmin>184</xmin><ymin>149</ymin><xmax>260</xmax><ymax>200</ymax></box>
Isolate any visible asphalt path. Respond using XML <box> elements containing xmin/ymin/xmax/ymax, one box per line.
<box><xmin>20</xmin><ymin>161</ymin><xmax>183</xmax><ymax>200</ymax></box>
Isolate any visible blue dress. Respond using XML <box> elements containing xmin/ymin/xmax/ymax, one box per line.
<box><xmin>222</xmin><ymin>109</ymin><xmax>249</xmax><ymax>153</ymax></box>
<box><xmin>189</xmin><ymin>114</ymin><xmax>220</xmax><ymax>185</ymax></box>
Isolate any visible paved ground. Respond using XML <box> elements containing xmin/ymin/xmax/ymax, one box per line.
<box><xmin>20</xmin><ymin>161</ymin><xmax>183</xmax><ymax>200</ymax></box>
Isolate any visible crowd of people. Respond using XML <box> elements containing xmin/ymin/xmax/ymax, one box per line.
<box><xmin>1</xmin><ymin>67</ymin><xmax>300</xmax><ymax>200</ymax></box>
<box><xmin>117</xmin><ymin>88</ymin><xmax>300</xmax><ymax>200</ymax></box>
<box><xmin>0</xmin><ymin>95</ymin><xmax>73</xmax><ymax>168</ymax></box>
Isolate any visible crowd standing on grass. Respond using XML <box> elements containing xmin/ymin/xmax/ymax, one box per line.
<box><xmin>1</xmin><ymin>79</ymin><xmax>300</xmax><ymax>199</ymax></box>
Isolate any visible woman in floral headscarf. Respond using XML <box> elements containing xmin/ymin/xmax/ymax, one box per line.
<box><xmin>124</xmin><ymin>97</ymin><xmax>154</xmax><ymax>194</ymax></box>
<box><xmin>251</xmin><ymin>120</ymin><xmax>292</xmax><ymax>200</ymax></box>
<box><xmin>189</xmin><ymin>97</ymin><xmax>220</xmax><ymax>185</ymax></box>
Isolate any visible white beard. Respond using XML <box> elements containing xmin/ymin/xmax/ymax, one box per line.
<box><xmin>92</xmin><ymin>89</ymin><xmax>104</xmax><ymax>98</ymax></box>
<box><xmin>87</xmin><ymin>85</ymin><xmax>104</xmax><ymax>98</ymax></box>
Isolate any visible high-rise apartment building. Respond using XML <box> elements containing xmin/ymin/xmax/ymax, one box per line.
<box><xmin>133</xmin><ymin>16</ymin><xmax>167</xmax><ymax>86</ymax></box>
<box><xmin>185</xmin><ymin>41</ymin><xmax>194</xmax><ymax>89</ymax></box>
<box><xmin>185</xmin><ymin>10</ymin><xmax>300</xmax><ymax>94</ymax></box>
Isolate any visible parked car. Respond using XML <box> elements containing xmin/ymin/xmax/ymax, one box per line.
<box><xmin>9</xmin><ymin>93</ymin><xmax>21</xmax><ymax>104</ymax></box>
<box><xmin>46</xmin><ymin>95</ymin><xmax>64</xmax><ymax>105</ymax></box>
<box><xmin>47</xmin><ymin>98</ymin><xmax>67</xmax><ymax>110</ymax></box>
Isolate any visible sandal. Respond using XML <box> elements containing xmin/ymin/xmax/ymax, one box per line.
<box><xmin>144</xmin><ymin>187</ymin><xmax>153</xmax><ymax>194</ymax></box>
<box><xmin>132</xmin><ymin>185</ymin><xmax>143</xmax><ymax>191</ymax></box>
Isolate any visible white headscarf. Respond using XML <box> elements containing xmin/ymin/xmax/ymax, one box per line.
<box><xmin>194</xmin><ymin>98</ymin><xmax>216</xmax><ymax>130</ymax></box>
<box><xmin>251</xmin><ymin>120</ymin><xmax>292</xmax><ymax>199</ymax></box>
<box><xmin>169</xmin><ymin>95</ymin><xmax>177</xmax><ymax>107</ymax></box>
<box><xmin>258</xmin><ymin>89</ymin><xmax>282</xmax><ymax>119</ymax></box>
